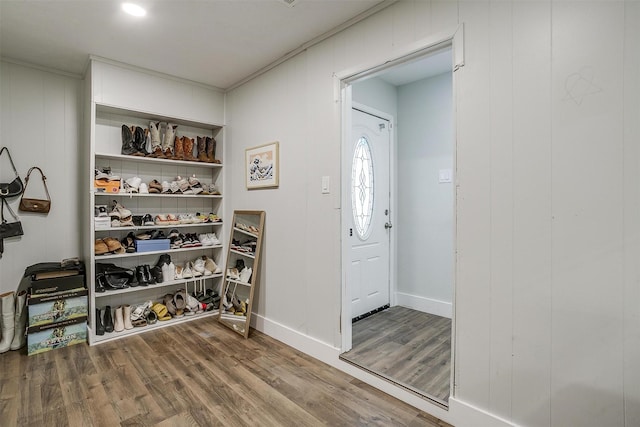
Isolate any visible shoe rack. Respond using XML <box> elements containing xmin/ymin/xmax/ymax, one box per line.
<box><xmin>219</xmin><ymin>210</ymin><xmax>265</xmax><ymax>338</ymax></box>
<box><xmin>87</xmin><ymin>103</ymin><xmax>226</xmax><ymax>345</ymax></box>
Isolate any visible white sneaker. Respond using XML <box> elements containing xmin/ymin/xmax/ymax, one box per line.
<box><xmin>189</xmin><ymin>261</ymin><xmax>203</xmax><ymax>277</ymax></box>
<box><xmin>123</xmin><ymin>176</ymin><xmax>141</xmax><ymax>193</ymax></box>
<box><xmin>161</xmin><ymin>263</ymin><xmax>170</xmax><ymax>283</ymax></box>
<box><xmin>139</xmin><ymin>182</ymin><xmax>149</xmax><ymax>194</ymax></box>
<box><xmin>198</xmin><ymin>234</ymin><xmax>213</xmax><ymax>246</ymax></box>
<box><xmin>182</xmin><ymin>263</ymin><xmax>193</xmax><ymax>279</ymax></box>
<box><xmin>227</xmin><ymin>267</ymin><xmax>239</xmax><ymax>280</ymax></box>
<box><xmin>207</xmin><ymin>233</ymin><xmax>221</xmax><ymax>245</ymax></box>
<box><xmin>239</xmin><ymin>267</ymin><xmax>252</xmax><ymax>283</ymax></box>
<box><xmin>161</xmin><ymin>181</ymin><xmax>171</xmax><ymax>193</ymax></box>
<box><xmin>193</xmin><ymin>258</ymin><xmax>208</xmax><ymax>276</ymax></box>
<box><xmin>168</xmin><ymin>262</ymin><xmax>176</xmax><ymax>281</ymax></box>
<box><xmin>203</xmin><ymin>256</ymin><xmax>222</xmax><ymax>275</ymax></box>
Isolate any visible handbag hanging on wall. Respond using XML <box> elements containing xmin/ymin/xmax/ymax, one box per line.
<box><xmin>19</xmin><ymin>166</ymin><xmax>51</xmax><ymax>214</ymax></box>
<box><xmin>0</xmin><ymin>198</ymin><xmax>24</xmax><ymax>257</ymax></box>
<box><xmin>0</xmin><ymin>147</ymin><xmax>24</xmax><ymax>199</ymax></box>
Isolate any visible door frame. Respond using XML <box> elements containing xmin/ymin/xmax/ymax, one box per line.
<box><xmin>349</xmin><ymin>102</ymin><xmax>396</xmax><ymax>326</ymax></box>
<box><xmin>337</xmin><ymin>25</ymin><xmax>464</xmax><ymax>401</ymax></box>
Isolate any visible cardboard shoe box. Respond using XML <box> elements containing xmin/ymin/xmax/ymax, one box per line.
<box><xmin>27</xmin><ymin>317</ymin><xmax>87</xmax><ymax>356</ymax></box>
<box><xmin>30</xmin><ymin>274</ymin><xmax>85</xmax><ymax>295</ymax></box>
<box><xmin>28</xmin><ymin>289</ymin><xmax>88</xmax><ymax>327</ymax></box>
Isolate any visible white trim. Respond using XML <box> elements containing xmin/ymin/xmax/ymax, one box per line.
<box><xmin>396</xmin><ymin>292</ymin><xmax>452</xmax><ymax>319</ymax></box>
<box><xmin>449</xmin><ymin>397</ymin><xmax>517</xmax><ymax>427</ymax></box>
<box><xmin>0</xmin><ymin>56</ymin><xmax>84</xmax><ymax>79</ymax></box>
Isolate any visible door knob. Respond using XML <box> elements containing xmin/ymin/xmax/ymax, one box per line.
<box><xmin>384</xmin><ymin>222</ymin><xmax>393</xmax><ymax>229</ymax></box>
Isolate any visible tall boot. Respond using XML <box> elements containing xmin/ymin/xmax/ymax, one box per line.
<box><xmin>0</xmin><ymin>292</ymin><xmax>16</xmax><ymax>353</ymax></box>
<box><xmin>148</xmin><ymin>121</ymin><xmax>164</xmax><ymax>158</ymax></box>
<box><xmin>95</xmin><ymin>308</ymin><xmax>105</xmax><ymax>336</ymax></box>
<box><xmin>132</xmin><ymin>126</ymin><xmax>148</xmax><ymax>156</ymax></box>
<box><xmin>10</xmin><ymin>291</ymin><xmax>27</xmax><ymax>351</ymax></box>
<box><xmin>114</xmin><ymin>306</ymin><xmax>124</xmax><ymax>332</ymax></box>
<box><xmin>121</xmin><ymin>125</ymin><xmax>137</xmax><ymax>155</ymax></box>
<box><xmin>123</xmin><ymin>305</ymin><xmax>133</xmax><ymax>330</ymax></box>
<box><xmin>206</xmin><ymin>137</ymin><xmax>221</xmax><ymax>164</ymax></box>
<box><xmin>163</xmin><ymin>123</ymin><xmax>177</xmax><ymax>158</ymax></box>
<box><xmin>173</xmin><ymin>136</ymin><xmax>184</xmax><ymax>160</ymax></box>
<box><xmin>183</xmin><ymin>137</ymin><xmax>196</xmax><ymax>161</ymax></box>
<box><xmin>197</xmin><ymin>136</ymin><xmax>209</xmax><ymax>162</ymax></box>
<box><xmin>104</xmin><ymin>306</ymin><xmax>114</xmax><ymax>333</ymax></box>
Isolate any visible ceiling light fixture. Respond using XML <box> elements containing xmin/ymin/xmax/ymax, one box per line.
<box><xmin>122</xmin><ymin>3</ymin><xmax>146</xmax><ymax>17</ymax></box>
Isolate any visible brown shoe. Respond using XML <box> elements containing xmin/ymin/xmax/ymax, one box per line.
<box><xmin>95</xmin><ymin>239</ymin><xmax>109</xmax><ymax>255</ymax></box>
<box><xmin>206</xmin><ymin>137</ymin><xmax>221</xmax><ymax>164</ymax></box>
<box><xmin>103</xmin><ymin>237</ymin><xmax>124</xmax><ymax>254</ymax></box>
<box><xmin>183</xmin><ymin>136</ymin><xmax>196</xmax><ymax>161</ymax></box>
<box><xmin>173</xmin><ymin>135</ymin><xmax>184</xmax><ymax>160</ymax></box>
<box><xmin>197</xmin><ymin>136</ymin><xmax>209</xmax><ymax>162</ymax></box>
<box><xmin>148</xmin><ymin>180</ymin><xmax>163</xmax><ymax>193</ymax></box>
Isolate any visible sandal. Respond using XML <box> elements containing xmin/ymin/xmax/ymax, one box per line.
<box><xmin>132</xmin><ymin>318</ymin><xmax>147</xmax><ymax>327</ymax></box>
<box><xmin>103</xmin><ymin>237</ymin><xmax>124</xmax><ymax>254</ymax></box>
<box><xmin>152</xmin><ymin>303</ymin><xmax>172</xmax><ymax>321</ymax></box>
<box><xmin>120</xmin><ymin>233</ymin><xmax>136</xmax><ymax>253</ymax></box>
<box><xmin>94</xmin><ymin>239</ymin><xmax>109</xmax><ymax>255</ymax></box>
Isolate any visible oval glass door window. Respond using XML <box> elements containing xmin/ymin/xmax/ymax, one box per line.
<box><xmin>352</xmin><ymin>136</ymin><xmax>374</xmax><ymax>240</ymax></box>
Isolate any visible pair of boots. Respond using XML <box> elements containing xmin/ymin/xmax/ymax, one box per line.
<box><xmin>197</xmin><ymin>136</ymin><xmax>219</xmax><ymax>163</ymax></box>
<box><xmin>0</xmin><ymin>291</ymin><xmax>27</xmax><ymax>353</ymax></box>
<box><xmin>121</xmin><ymin>125</ymin><xmax>148</xmax><ymax>156</ymax></box>
<box><xmin>95</xmin><ymin>305</ymin><xmax>133</xmax><ymax>335</ymax></box>
<box><xmin>148</xmin><ymin>123</ymin><xmax>178</xmax><ymax>158</ymax></box>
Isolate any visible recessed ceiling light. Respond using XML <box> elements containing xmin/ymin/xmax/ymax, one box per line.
<box><xmin>122</xmin><ymin>3</ymin><xmax>146</xmax><ymax>17</ymax></box>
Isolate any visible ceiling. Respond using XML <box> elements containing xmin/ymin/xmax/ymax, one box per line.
<box><xmin>0</xmin><ymin>0</ymin><xmax>388</xmax><ymax>90</ymax></box>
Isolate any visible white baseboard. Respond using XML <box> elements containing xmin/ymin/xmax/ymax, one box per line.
<box><xmin>396</xmin><ymin>292</ymin><xmax>452</xmax><ymax>318</ymax></box>
<box><xmin>449</xmin><ymin>397</ymin><xmax>516</xmax><ymax>427</ymax></box>
<box><xmin>250</xmin><ymin>313</ymin><xmax>515</xmax><ymax>427</ymax></box>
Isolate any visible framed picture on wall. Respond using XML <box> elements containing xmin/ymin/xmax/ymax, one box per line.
<box><xmin>245</xmin><ymin>141</ymin><xmax>279</xmax><ymax>189</ymax></box>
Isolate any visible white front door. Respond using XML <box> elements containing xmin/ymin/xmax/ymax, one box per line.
<box><xmin>349</xmin><ymin>108</ymin><xmax>391</xmax><ymax>319</ymax></box>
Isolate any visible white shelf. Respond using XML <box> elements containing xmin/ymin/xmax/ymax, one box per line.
<box><xmin>230</xmin><ymin>249</ymin><xmax>255</xmax><ymax>259</ymax></box>
<box><xmin>95</xmin><ymin>274</ymin><xmax>223</xmax><ymax>298</ymax></box>
<box><xmin>96</xmin><ymin>152</ymin><xmax>223</xmax><ymax>168</ymax></box>
<box><xmin>91</xmin><ymin>310</ymin><xmax>219</xmax><ymax>344</ymax></box>
<box><xmin>96</xmin><ymin>244</ymin><xmax>223</xmax><ymax>260</ymax></box>
<box><xmin>225</xmin><ymin>277</ymin><xmax>252</xmax><ymax>287</ymax></box>
<box><xmin>95</xmin><ymin>191</ymin><xmax>222</xmax><ymax>199</ymax></box>
<box><xmin>95</xmin><ymin>222</ymin><xmax>223</xmax><ymax>233</ymax></box>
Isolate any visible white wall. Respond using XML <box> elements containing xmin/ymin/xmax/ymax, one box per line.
<box><xmin>0</xmin><ymin>61</ymin><xmax>82</xmax><ymax>294</ymax></box>
<box><xmin>227</xmin><ymin>1</ymin><xmax>640</xmax><ymax>426</ymax></box>
<box><xmin>396</xmin><ymin>72</ymin><xmax>453</xmax><ymax>317</ymax></box>
<box><xmin>352</xmin><ymin>77</ymin><xmax>398</xmax><ymax>117</ymax></box>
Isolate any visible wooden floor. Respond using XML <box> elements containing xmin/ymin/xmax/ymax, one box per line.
<box><xmin>341</xmin><ymin>307</ymin><xmax>451</xmax><ymax>405</ymax></box>
<box><xmin>0</xmin><ymin>318</ymin><xmax>452</xmax><ymax>426</ymax></box>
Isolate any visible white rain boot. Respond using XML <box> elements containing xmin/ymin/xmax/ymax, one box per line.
<box><xmin>123</xmin><ymin>305</ymin><xmax>133</xmax><ymax>330</ymax></box>
<box><xmin>0</xmin><ymin>292</ymin><xmax>16</xmax><ymax>353</ymax></box>
<box><xmin>114</xmin><ymin>306</ymin><xmax>125</xmax><ymax>332</ymax></box>
<box><xmin>10</xmin><ymin>290</ymin><xmax>27</xmax><ymax>350</ymax></box>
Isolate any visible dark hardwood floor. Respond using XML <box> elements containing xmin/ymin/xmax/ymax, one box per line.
<box><xmin>0</xmin><ymin>317</ymin><xmax>452</xmax><ymax>426</ymax></box>
<box><xmin>340</xmin><ymin>307</ymin><xmax>452</xmax><ymax>405</ymax></box>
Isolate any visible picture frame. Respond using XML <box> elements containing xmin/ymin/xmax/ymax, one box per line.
<box><xmin>245</xmin><ymin>141</ymin><xmax>279</xmax><ymax>189</ymax></box>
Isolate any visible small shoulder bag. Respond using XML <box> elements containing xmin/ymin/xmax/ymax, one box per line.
<box><xmin>0</xmin><ymin>198</ymin><xmax>24</xmax><ymax>256</ymax></box>
<box><xmin>0</xmin><ymin>147</ymin><xmax>24</xmax><ymax>198</ymax></box>
<box><xmin>19</xmin><ymin>167</ymin><xmax>51</xmax><ymax>214</ymax></box>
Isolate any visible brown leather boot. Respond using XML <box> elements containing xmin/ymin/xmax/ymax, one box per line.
<box><xmin>173</xmin><ymin>136</ymin><xmax>184</xmax><ymax>160</ymax></box>
<box><xmin>197</xmin><ymin>136</ymin><xmax>209</xmax><ymax>162</ymax></box>
<box><xmin>206</xmin><ymin>137</ymin><xmax>221</xmax><ymax>164</ymax></box>
<box><xmin>183</xmin><ymin>137</ymin><xmax>196</xmax><ymax>161</ymax></box>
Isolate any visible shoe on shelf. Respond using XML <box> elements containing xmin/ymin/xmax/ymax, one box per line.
<box><xmin>188</xmin><ymin>233</ymin><xmax>202</xmax><ymax>247</ymax></box>
<box><xmin>175</xmin><ymin>176</ymin><xmax>191</xmax><ymax>194</ymax></box>
<box><xmin>227</xmin><ymin>267</ymin><xmax>240</xmax><ymax>280</ymax></box>
<box><xmin>139</xmin><ymin>182</ymin><xmax>149</xmax><ymax>194</ymax></box>
<box><xmin>95</xmin><ymin>239</ymin><xmax>109</xmax><ymax>255</ymax></box>
<box><xmin>203</xmin><ymin>256</ymin><xmax>222</xmax><ymax>275</ymax></box>
<box><xmin>135</xmin><ymin>265</ymin><xmax>149</xmax><ymax>286</ymax></box>
<box><xmin>149</xmin><ymin>180</ymin><xmax>163</xmax><ymax>193</ymax></box>
<box><xmin>120</xmin><ymin>233</ymin><xmax>136</xmax><ymax>253</ymax></box>
<box><xmin>168</xmin><ymin>228</ymin><xmax>180</xmax><ymax>238</ymax></box>
<box><xmin>239</xmin><ymin>267</ymin><xmax>253</xmax><ymax>283</ymax></box>
<box><xmin>188</xmin><ymin>175</ymin><xmax>204</xmax><ymax>195</ymax></box>
<box><xmin>167</xmin><ymin>214</ymin><xmax>180</xmax><ymax>225</ymax></box>
<box><xmin>103</xmin><ymin>306</ymin><xmax>114</xmax><ymax>333</ymax></box>
<box><xmin>182</xmin><ymin>263</ymin><xmax>194</xmax><ymax>279</ymax></box>
<box><xmin>192</xmin><ymin>259</ymin><xmax>206</xmax><ymax>277</ymax></box>
<box><xmin>161</xmin><ymin>181</ymin><xmax>171</xmax><ymax>194</ymax></box>
<box><xmin>208</xmin><ymin>213</ymin><xmax>221</xmax><ymax>223</ymax></box>
<box><xmin>170</xmin><ymin>235</ymin><xmax>182</xmax><ymax>249</ymax></box>
<box><xmin>109</xmin><ymin>200</ymin><xmax>131</xmax><ymax>219</ymax></box>
<box><xmin>198</xmin><ymin>234</ymin><xmax>213</xmax><ymax>246</ymax></box>
<box><xmin>152</xmin><ymin>303</ymin><xmax>171</xmax><ymax>321</ymax></box>
<box><xmin>169</xmin><ymin>180</ymin><xmax>181</xmax><ymax>194</ymax></box>
<box><xmin>103</xmin><ymin>237</ymin><xmax>124</xmax><ymax>254</ymax></box>
<box><xmin>141</xmin><ymin>214</ymin><xmax>154</xmax><ymax>226</ymax></box>
<box><xmin>119</xmin><ymin>215</ymin><xmax>134</xmax><ymax>227</ymax></box>
<box><xmin>207</xmin><ymin>233</ymin><xmax>221</xmax><ymax>245</ymax></box>
<box><xmin>123</xmin><ymin>176</ymin><xmax>142</xmax><ymax>193</ymax></box>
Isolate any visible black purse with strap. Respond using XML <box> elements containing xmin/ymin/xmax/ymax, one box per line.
<box><xmin>0</xmin><ymin>147</ymin><xmax>24</xmax><ymax>198</ymax></box>
<box><xmin>19</xmin><ymin>166</ymin><xmax>51</xmax><ymax>213</ymax></box>
<box><xmin>0</xmin><ymin>198</ymin><xmax>24</xmax><ymax>257</ymax></box>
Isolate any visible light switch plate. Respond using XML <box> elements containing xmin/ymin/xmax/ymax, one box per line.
<box><xmin>322</xmin><ymin>176</ymin><xmax>330</xmax><ymax>194</ymax></box>
<box><xmin>439</xmin><ymin>169</ymin><xmax>452</xmax><ymax>183</ymax></box>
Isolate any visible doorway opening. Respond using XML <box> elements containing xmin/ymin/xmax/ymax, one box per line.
<box><xmin>339</xmin><ymin>42</ymin><xmax>457</xmax><ymax>408</ymax></box>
